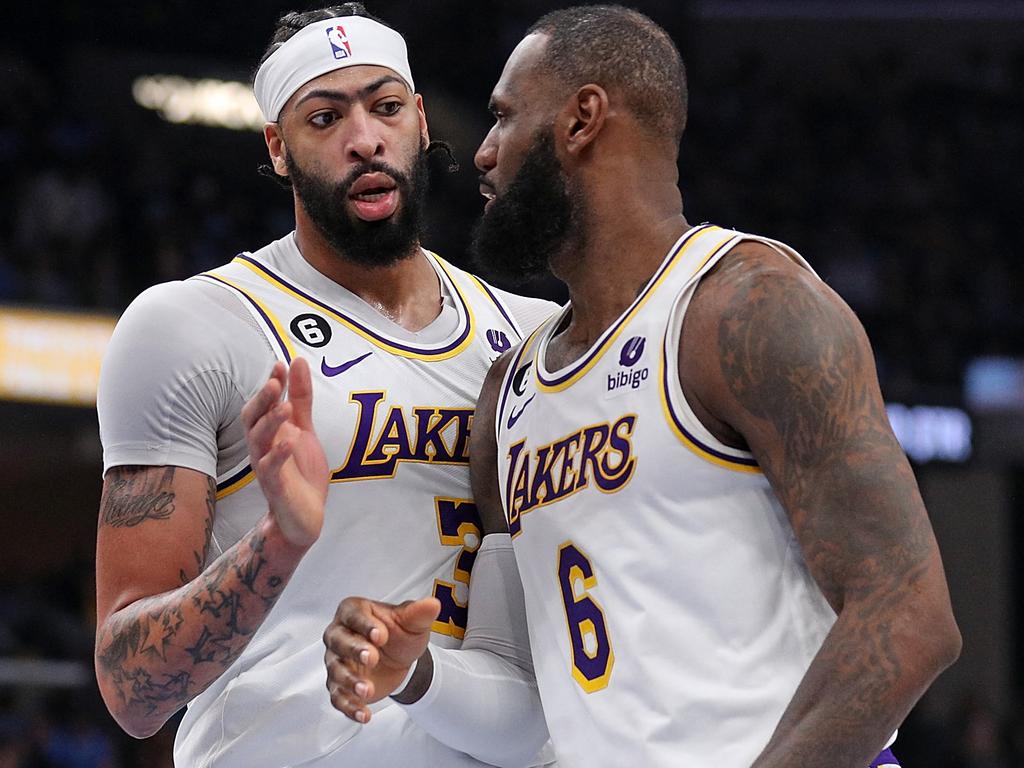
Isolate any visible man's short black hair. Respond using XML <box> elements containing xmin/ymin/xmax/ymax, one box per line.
<box><xmin>256</xmin><ymin>3</ymin><xmax>399</xmax><ymax>70</ymax></box>
<box><xmin>526</xmin><ymin>5</ymin><xmax>688</xmax><ymax>144</ymax></box>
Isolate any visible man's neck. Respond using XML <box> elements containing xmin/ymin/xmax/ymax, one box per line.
<box><xmin>293</xmin><ymin>222</ymin><xmax>442</xmax><ymax>333</ymax></box>
<box><xmin>548</xmin><ymin>147</ymin><xmax>689</xmax><ymax>348</ymax></box>
<box><xmin>550</xmin><ymin>208</ymin><xmax>690</xmax><ymax>356</ymax></box>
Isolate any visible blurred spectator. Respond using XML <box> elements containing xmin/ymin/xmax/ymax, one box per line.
<box><xmin>42</xmin><ymin>694</ymin><xmax>116</xmax><ymax>768</ymax></box>
<box><xmin>0</xmin><ymin>705</ymin><xmax>53</xmax><ymax>768</ymax></box>
<box><xmin>946</xmin><ymin>693</ymin><xmax>1013</xmax><ymax>768</ymax></box>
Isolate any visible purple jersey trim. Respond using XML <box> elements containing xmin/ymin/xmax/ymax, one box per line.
<box><xmin>235</xmin><ymin>254</ymin><xmax>472</xmax><ymax>357</ymax></box>
<box><xmin>534</xmin><ymin>224</ymin><xmax>711</xmax><ymax>389</ymax></box>
<box><xmin>216</xmin><ymin>464</ymin><xmax>253</xmax><ymax>493</ymax></box>
<box><xmin>870</xmin><ymin>747</ymin><xmax>900</xmax><ymax>767</ymax></box>
<box><xmin>660</xmin><ymin>323</ymin><xmax>760</xmax><ymax>468</ymax></box>
<box><xmin>472</xmin><ymin>277</ymin><xmax>522</xmax><ymax>340</ymax></box>
<box><xmin>200</xmin><ymin>274</ymin><xmax>292</xmax><ymax>363</ymax></box>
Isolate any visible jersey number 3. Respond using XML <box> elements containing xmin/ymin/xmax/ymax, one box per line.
<box><xmin>558</xmin><ymin>541</ymin><xmax>614</xmax><ymax>692</ymax></box>
<box><xmin>431</xmin><ymin>497</ymin><xmax>482</xmax><ymax>639</ymax></box>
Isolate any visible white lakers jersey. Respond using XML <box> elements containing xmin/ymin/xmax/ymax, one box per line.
<box><xmin>174</xmin><ymin>242</ymin><xmax>534</xmax><ymax>767</ymax></box>
<box><xmin>496</xmin><ymin>225</ymin><xmax>837</xmax><ymax>767</ymax></box>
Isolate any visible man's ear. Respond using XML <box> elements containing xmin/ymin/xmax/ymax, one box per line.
<box><xmin>559</xmin><ymin>84</ymin><xmax>609</xmax><ymax>157</ymax></box>
<box><xmin>415</xmin><ymin>93</ymin><xmax>430</xmax><ymax>146</ymax></box>
<box><xmin>264</xmin><ymin>122</ymin><xmax>289</xmax><ymax>177</ymax></box>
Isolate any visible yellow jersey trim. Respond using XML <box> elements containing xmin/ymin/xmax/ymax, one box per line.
<box><xmin>535</xmin><ymin>226</ymin><xmax>732</xmax><ymax>393</ymax></box>
<box><xmin>215</xmin><ymin>467</ymin><xmax>258</xmax><ymax>499</ymax></box>
<box><xmin>200</xmin><ymin>272</ymin><xmax>296</xmax><ymax>362</ymax></box>
<box><xmin>230</xmin><ymin>252</ymin><xmax>475</xmax><ymax>361</ymax></box>
<box><xmin>657</xmin><ymin>234</ymin><xmax>763</xmax><ymax>474</ymax></box>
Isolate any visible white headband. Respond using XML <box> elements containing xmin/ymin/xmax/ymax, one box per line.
<box><xmin>254</xmin><ymin>16</ymin><xmax>414</xmax><ymax>122</ymax></box>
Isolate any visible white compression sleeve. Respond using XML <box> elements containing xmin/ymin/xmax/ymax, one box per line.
<box><xmin>398</xmin><ymin>534</ymin><xmax>552</xmax><ymax>768</ymax></box>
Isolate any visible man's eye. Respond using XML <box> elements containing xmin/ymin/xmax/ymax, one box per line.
<box><xmin>376</xmin><ymin>101</ymin><xmax>402</xmax><ymax>116</ymax></box>
<box><xmin>310</xmin><ymin>112</ymin><xmax>337</xmax><ymax>127</ymax></box>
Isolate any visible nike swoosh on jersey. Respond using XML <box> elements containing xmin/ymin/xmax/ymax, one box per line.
<box><xmin>506</xmin><ymin>394</ymin><xmax>536</xmax><ymax>429</ymax></box>
<box><xmin>321</xmin><ymin>351</ymin><xmax>373</xmax><ymax>377</ymax></box>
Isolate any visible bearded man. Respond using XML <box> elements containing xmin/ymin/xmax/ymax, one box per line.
<box><xmin>94</xmin><ymin>5</ymin><xmax>554</xmax><ymax>766</ymax></box>
<box><xmin>323</xmin><ymin>6</ymin><xmax>960</xmax><ymax>768</ymax></box>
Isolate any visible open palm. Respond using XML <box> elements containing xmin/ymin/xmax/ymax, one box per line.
<box><xmin>242</xmin><ymin>358</ymin><xmax>329</xmax><ymax>548</ymax></box>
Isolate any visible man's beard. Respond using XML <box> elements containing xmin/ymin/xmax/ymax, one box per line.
<box><xmin>287</xmin><ymin>142</ymin><xmax>429</xmax><ymax>268</ymax></box>
<box><xmin>469</xmin><ymin>128</ymin><xmax>583</xmax><ymax>285</ymax></box>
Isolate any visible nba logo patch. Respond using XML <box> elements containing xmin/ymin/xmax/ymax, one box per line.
<box><xmin>326</xmin><ymin>26</ymin><xmax>352</xmax><ymax>59</ymax></box>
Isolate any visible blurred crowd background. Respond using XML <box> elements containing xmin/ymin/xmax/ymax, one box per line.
<box><xmin>2</xmin><ymin>1</ymin><xmax>1023</xmax><ymax>766</ymax></box>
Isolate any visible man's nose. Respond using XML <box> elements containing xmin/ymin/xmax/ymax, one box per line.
<box><xmin>347</xmin><ymin>110</ymin><xmax>385</xmax><ymax>162</ymax></box>
<box><xmin>474</xmin><ymin>126</ymin><xmax>498</xmax><ymax>174</ymax></box>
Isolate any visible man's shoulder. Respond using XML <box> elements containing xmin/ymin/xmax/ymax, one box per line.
<box><xmin>122</xmin><ymin>278</ymin><xmax>225</xmax><ymax>319</ymax></box>
<box><xmin>105</xmin><ymin>276</ymin><xmax>271</xmax><ymax>395</ymax></box>
<box><xmin>115</xmin><ymin>276</ymin><xmax>250</xmax><ymax>349</ymax></box>
<box><xmin>465</xmin><ymin>272</ymin><xmax>561</xmax><ymax>324</ymax></box>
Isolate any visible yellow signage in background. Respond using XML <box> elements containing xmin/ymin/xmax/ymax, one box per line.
<box><xmin>0</xmin><ymin>307</ymin><xmax>116</xmax><ymax>406</ymax></box>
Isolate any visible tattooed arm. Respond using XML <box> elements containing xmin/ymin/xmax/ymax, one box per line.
<box><xmin>680</xmin><ymin>243</ymin><xmax>961</xmax><ymax>768</ymax></box>
<box><xmin>95</xmin><ymin>359</ymin><xmax>328</xmax><ymax>738</ymax></box>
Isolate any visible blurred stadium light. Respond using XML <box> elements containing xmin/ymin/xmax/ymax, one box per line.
<box><xmin>886</xmin><ymin>403</ymin><xmax>972</xmax><ymax>464</ymax></box>
<box><xmin>0</xmin><ymin>659</ymin><xmax>90</xmax><ymax>689</ymax></box>
<box><xmin>132</xmin><ymin>75</ymin><xmax>264</xmax><ymax>131</ymax></box>
<box><xmin>965</xmin><ymin>357</ymin><xmax>1024</xmax><ymax>412</ymax></box>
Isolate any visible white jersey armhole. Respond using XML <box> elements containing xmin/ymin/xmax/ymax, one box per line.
<box><xmin>662</xmin><ymin>234</ymin><xmax>817</xmax><ymax>465</ymax></box>
<box><xmin>186</xmin><ymin>276</ymin><xmax>279</xmax><ymax>492</ymax></box>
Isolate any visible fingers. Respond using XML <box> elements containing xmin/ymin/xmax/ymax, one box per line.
<box><xmin>287</xmin><ymin>357</ymin><xmax>316</xmax><ymax>432</ymax></box>
<box><xmin>339</xmin><ymin>597</ymin><xmax>390</xmax><ymax>647</ymax></box>
<box><xmin>324</xmin><ymin>598</ymin><xmax>385</xmax><ymax>724</ymax></box>
<box><xmin>326</xmin><ymin>598</ymin><xmax>387</xmax><ymax>666</ymax></box>
<box><xmin>241</xmin><ymin>362</ymin><xmax>286</xmax><ymax>432</ymax></box>
<box><xmin>328</xmin><ymin>683</ymin><xmax>373</xmax><ymax>724</ymax></box>
<box><xmin>256</xmin><ymin>432</ymin><xmax>296</xmax><ymax>490</ymax></box>
<box><xmin>242</xmin><ymin>360</ymin><xmax>312</xmax><ymax>465</ymax></box>
<box><xmin>390</xmin><ymin>597</ymin><xmax>442</xmax><ymax>636</ymax></box>
<box><xmin>241</xmin><ymin>360</ymin><xmax>317</xmax><ymax>456</ymax></box>
<box><xmin>323</xmin><ymin>596</ymin><xmax>434</xmax><ymax>719</ymax></box>
<box><xmin>325</xmin><ymin>650</ymin><xmax>375</xmax><ymax>724</ymax></box>
<box><xmin>248</xmin><ymin>401</ymin><xmax>295</xmax><ymax>460</ymax></box>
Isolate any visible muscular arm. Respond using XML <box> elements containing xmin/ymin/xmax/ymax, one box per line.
<box><xmin>96</xmin><ymin>360</ymin><xmax>327</xmax><ymax>738</ymax></box>
<box><xmin>681</xmin><ymin>243</ymin><xmax>961</xmax><ymax>767</ymax></box>
<box><xmin>95</xmin><ymin>466</ymin><xmax>306</xmax><ymax>737</ymax></box>
<box><xmin>468</xmin><ymin>350</ymin><xmax>516</xmax><ymax>537</ymax></box>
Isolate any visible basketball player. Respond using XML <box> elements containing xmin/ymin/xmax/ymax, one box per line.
<box><xmin>322</xmin><ymin>6</ymin><xmax>961</xmax><ymax>767</ymax></box>
<box><xmin>94</xmin><ymin>5</ymin><xmax>555</xmax><ymax>766</ymax></box>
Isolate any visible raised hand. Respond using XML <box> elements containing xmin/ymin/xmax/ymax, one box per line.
<box><xmin>241</xmin><ymin>358</ymin><xmax>329</xmax><ymax>548</ymax></box>
<box><xmin>324</xmin><ymin>596</ymin><xmax>441</xmax><ymax>723</ymax></box>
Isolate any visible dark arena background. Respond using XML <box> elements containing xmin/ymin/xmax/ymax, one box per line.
<box><xmin>2</xmin><ymin>1</ymin><xmax>1023</xmax><ymax>765</ymax></box>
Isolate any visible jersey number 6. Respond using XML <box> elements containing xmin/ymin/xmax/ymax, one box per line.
<box><xmin>558</xmin><ymin>541</ymin><xmax>614</xmax><ymax>692</ymax></box>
